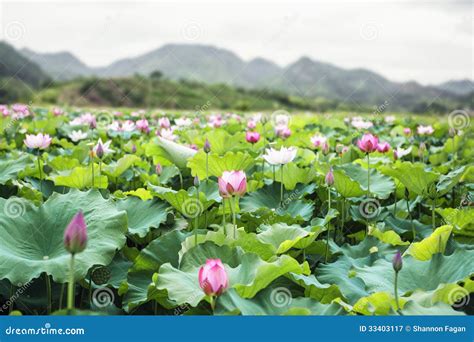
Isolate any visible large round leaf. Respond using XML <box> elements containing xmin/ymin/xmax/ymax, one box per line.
<box><xmin>0</xmin><ymin>189</ymin><xmax>127</xmax><ymax>284</ymax></box>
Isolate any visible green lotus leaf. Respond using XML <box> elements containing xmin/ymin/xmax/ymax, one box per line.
<box><xmin>257</xmin><ymin>223</ymin><xmax>317</xmax><ymax>254</ymax></box>
<box><xmin>317</xmin><ymin>256</ymin><xmax>370</xmax><ymax>304</ymax></box>
<box><xmin>202</xmin><ymin>129</ymin><xmax>245</xmax><ymax>155</ymax></box>
<box><xmin>159</xmin><ymin>189</ymin><xmax>213</xmax><ymax>217</ymax></box>
<box><xmin>48</xmin><ymin>156</ymin><xmax>80</xmax><ymax>172</ymax></box>
<box><xmin>216</xmin><ymin>287</ymin><xmax>344</xmax><ymax>315</ymax></box>
<box><xmin>240</xmin><ymin>183</ymin><xmax>314</xmax><ymax>221</ymax></box>
<box><xmin>145</xmin><ymin>137</ymin><xmax>197</xmax><ymax>169</ymax></box>
<box><xmin>355</xmin><ymin>249</ymin><xmax>474</xmax><ymax>296</ymax></box>
<box><xmin>0</xmin><ymin>154</ymin><xmax>32</xmax><ymax>184</ymax></box>
<box><xmin>116</xmin><ymin>197</ymin><xmax>170</xmax><ymax>238</ymax></box>
<box><xmin>104</xmin><ymin>154</ymin><xmax>141</xmax><ymax>179</ymax></box>
<box><xmin>155</xmin><ymin>242</ymin><xmax>309</xmax><ymax>307</ymax></box>
<box><xmin>266</xmin><ymin>163</ymin><xmax>317</xmax><ymax>190</ymax></box>
<box><xmin>0</xmin><ymin>189</ymin><xmax>127</xmax><ymax>284</ymax></box>
<box><xmin>52</xmin><ymin>165</ymin><xmax>108</xmax><ymax>189</ymax></box>
<box><xmin>332</xmin><ymin>166</ymin><xmax>365</xmax><ymax>198</ymax></box>
<box><xmin>120</xmin><ymin>230</ymin><xmax>189</xmax><ymax>311</ymax></box>
<box><xmin>405</xmin><ymin>225</ymin><xmax>453</xmax><ymax>261</ymax></box>
<box><xmin>288</xmin><ymin>273</ymin><xmax>343</xmax><ymax>304</ymax></box>
<box><xmin>188</xmin><ymin>151</ymin><xmax>255</xmax><ymax>179</ymax></box>
<box><xmin>353</xmin><ymin>292</ymin><xmax>406</xmax><ymax>315</ymax></box>
<box><xmin>380</xmin><ymin>162</ymin><xmax>438</xmax><ymax>196</ymax></box>
<box><xmin>339</xmin><ymin>163</ymin><xmax>395</xmax><ymax>199</ymax></box>
<box><xmin>369</xmin><ymin>227</ymin><xmax>410</xmax><ymax>246</ymax></box>
<box><xmin>437</xmin><ymin>208</ymin><xmax>474</xmax><ymax>236</ymax></box>
<box><xmin>436</xmin><ymin>166</ymin><xmax>466</xmax><ymax>196</ymax></box>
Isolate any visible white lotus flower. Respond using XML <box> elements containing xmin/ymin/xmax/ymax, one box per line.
<box><xmin>159</xmin><ymin>128</ymin><xmax>177</xmax><ymax>141</ymax></box>
<box><xmin>394</xmin><ymin>146</ymin><xmax>412</xmax><ymax>159</ymax></box>
<box><xmin>175</xmin><ymin>117</ymin><xmax>192</xmax><ymax>128</ymax></box>
<box><xmin>263</xmin><ymin>147</ymin><xmax>297</xmax><ymax>165</ymax></box>
<box><xmin>68</xmin><ymin>130</ymin><xmax>88</xmax><ymax>142</ymax></box>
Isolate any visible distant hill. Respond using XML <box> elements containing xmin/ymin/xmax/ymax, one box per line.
<box><xmin>435</xmin><ymin>79</ymin><xmax>474</xmax><ymax>96</ymax></box>
<box><xmin>20</xmin><ymin>48</ymin><xmax>93</xmax><ymax>81</ymax></box>
<box><xmin>0</xmin><ymin>42</ymin><xmax>50</xmax><ymax>88</ymax></box>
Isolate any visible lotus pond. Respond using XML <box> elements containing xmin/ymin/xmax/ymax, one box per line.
<box><xmin>0</xmin><ymin>106</ymin><xmax>473</xmax><ymax>316</ymax></box>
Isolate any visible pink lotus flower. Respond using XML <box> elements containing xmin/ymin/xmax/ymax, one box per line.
<box><xmin>93</xmin><ymin>138</ymin><xmax>114</xmax><ymax>156</ymax></box>
<box><xmin>310</xmin><ymin>134</ymin><xmax>327</xmax><ymax>148</ymax></box>
<box><xmin>198</xmin><ymin>259</ymin><xmax>229</xmax><ymax>296</ymax></box>
<box><xmin>136</xmin><ymin>119</ymin><xmax>150</xmax><ymax>133</ymax></box>
<box><xmin>64</xmin><ymin>211</ymin><xmax>88</xmax><ymax>254</ymax></box>
<box><xmin>376</xmin><ymin>141</ymin><xmax>391</xmax><ymax>153</ymax></box>
<box><xmin>357</xmin><ymin>133</ymin><xmax>379</xmax><ymax>153</ymax></box>
<box><xmin>245</xmin><ymin>131</ymin><xmax>261</xmax><ymax>144</ymax></box>
<box><xmin>417</xmin><ymin>125</ymin><xmax>434</xmax><ymax>135</ymax></box>
<box><xmin>393</xmin><ymin>146</ymin><xmax>412</xmax><ymax>160</ymax></box>
<box><xmin>158</xmin><ymin>117</ymin><xmax>171</xmax><ymax>129</ymax></box>
<box><xmin>275</xmin><ymin>124</ymin><xmax>291</xmax><ymax>138</ymax></box>
<box><xmin>218</xmin><ymin>170</ymin><xmax>247</xmax><ymax>198</ymax></box>
<box><xmin>24</xmin><ymin>133</ymin><xmax>52</xmax><ymax>150</ymax></box>
<box><xmin>53</xmin><ymin>107</ymin><xmax>63</xmax><ymax>116</ymax></box>
<box><xmin>247</xmin><ymin>120</ymin><xmax>257</xmax><ymax>129</ymax></box>
<box><xmin>403</xmin><ymin>127</ymin><xmax>412</xmax><ymax>136</ymax></box>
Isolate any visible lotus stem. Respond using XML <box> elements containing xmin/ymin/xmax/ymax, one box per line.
<box><xmin>325</xmin><ymin>186</ymin><xmax>331</xmax><ymax>263</ymax></box>
<box><xmin>195</xmin><ymin>186</ymin><xmax>199</xmax><ymax>246</ymax></box>
<box><xmin>91</xmin><ymin>158</ymin><xmax>94</xmax><ymax>188</ymax></box>
<box><xmin>67</xmin><ymin>254</ymin><xmax>75</xmax><ymax>312</ymax></box>
<box><xmin>406</xmin><ymin>195</ymin><xmax>416</xmax><ymax>240</ymax></box>
<box><xmin>205</xmin><ymin>153</ymin><xmax>209</xmax><ymax>183</ymax></box>
<box><xmin>45</xmin><ymin>273</ymin><xmax>52</xmax><ymax>314</ymax></box>
<box><xmin>431</xmin><ymin>200</ymin><xmax>436</xmax><ymax>230</ymax></box>
<box><xmin>280</xmin><ymin>165</ymin><xmax>284</xmax><ymax>204</ymax></box>
<box><xmin>228</xmin><ymin>196</ymin><xmax>237</xmax><ymax>238</ymax></box>
<box><xmin>366</xmin><ymin>153</ymin><xmax>370</xmax><ymax>197</ymax></box>
<box><xmin>394</xmin><ymin>271</ymin><xmax>401</xmax><ymax>313</ymax></box>
<box><xmin>37</xmin><ymin>152</ymin><xmax>43</xmax><ymax>196</ymax></box>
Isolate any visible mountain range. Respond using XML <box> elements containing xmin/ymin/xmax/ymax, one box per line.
<box><xmin>1</xmin><ymin>41</ymin><xmax>472</xmax><ymax>110</ymax></box>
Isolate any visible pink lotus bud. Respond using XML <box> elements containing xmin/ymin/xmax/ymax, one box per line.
<box><xmin>325</xmin><ymin>168</ymin><xmax>334</xmax><ymax>186</ymax></box>
<box><xmin>357</xmin><ymin>133</ymin><xmax>379</xmax><ymax>153</ymax></box>
<box><xmin>218</xmin><ymin>170</ymin><xmax>247</xmax><ymax>198</ymax></box>
<box><xmin>136</xmin><ymin>119</ymin><xmax>150</xmax><ymax>133</ymax></box>
<box><xmin>96</xmin><ymin>142</ymin><xmax>104</xmax><ymax>159</ymax></box>
<box><xmin>403</xmin><ymin>127</ymin><xmax>412</xmax><ymax>136</ymax></box>
<box><xmin>322</xmin><ymin>141</ymin><xmax>330</xmax><ymax>155</ymax></box>
<box><xmin>64</xmin><ymin>211</ymin><xmax>88</xmax><ymax>254</ymax></box>
<box><xmin>376</xmin><ymin>141</ymin><xmax>391</xmax><ymax>153</ymax></box>
<box><xmin>203</xmin><ymin>138</ymin><xmax>211</xmax><ymax>153</ymax></box>
<box><xmin>155</xmin><ymin>163</ymin><xmax>162</xmax><ymax>175</ymax></box>
<box><xmin>198</xmin><ymin>259</ymin><xmax>229</xmax><ymax>296</ymax></box>
<box><xmin>247</xmin><ymin>120</ymin><xmax>256</xmax><ymax>129</ymax></box>
<box><xmin>392</xmin><ymin>251</ymin><xmax>403</xmax><ymax>272</ymax></box>
<box><xmin>245</xmin><ymin>131</ymin><xmax>261</xmax><ymax>144</ymax></box>
<box><xmin>194</xmin><ymin>176</ymin><xmax>200</xmax><ymax>187</ymax></box>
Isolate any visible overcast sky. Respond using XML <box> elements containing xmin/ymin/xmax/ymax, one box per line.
<box><xmin>0</xmin><ymin>0</ymin><xmax>472</xmax><ymax>84</ymax></box>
